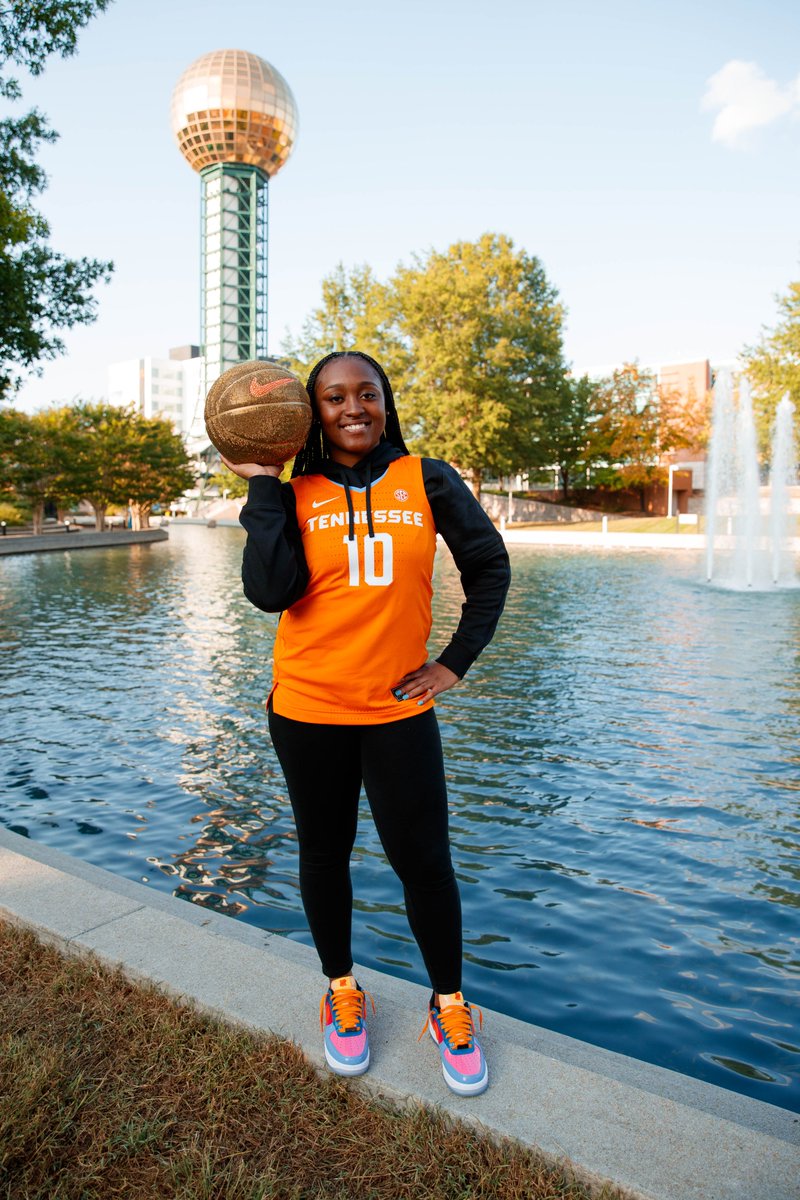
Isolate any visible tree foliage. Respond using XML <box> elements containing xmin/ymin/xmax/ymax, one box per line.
<box><xmin>282</xmin><ymin>262</ymin><xmax>409</xmax><ymax>386</ymax></box>
<box><xmin>741</xmin><ymin>278</ymin><xmax>800</xmax><ymax>456</ymax></box>
<box><xmin>69</xmin><ymin>403</ymin><xmax>195</xmax><ymax>529</ymax></box>
<box><xmin>0</xmin><ymin>0</ymin><xmax>113</xmax><ymax>399</ymax></box>
<box><xmin>208</xmin><ymin>467</ymin><xmax>248</xmax><ymax>500</ymax></box>
<box><xmin>285</xmin><ymin>236</ymin><xmax>716</xmax><ymax>506</ymax></box>
<box><xmin>527</xmin><ymin>373</ymin><xmax>601</xmax><ymax>499</ymax></box>
<box><xmin>589</xmin><ymin>363</ymin><xmax>707</xmax><ymax>508</ymax></box>
<box><xmin>0</xmin><ymin>405</ymin><xmax>81</xmax><ymax>530</ymax></box>
<box><xmin>390</xmin><ymin>233</ymin><xmax>566</xmax><ymax>495</ymax></box>
<box><xmin>0</xmin><ymin>402</ymin><xmax>195</xmax><ymax>530</ymax></box>
<box><xmin>592</xmin><ymin>365</ymin><xmax>664</xmax><ymax>502</ymax></box>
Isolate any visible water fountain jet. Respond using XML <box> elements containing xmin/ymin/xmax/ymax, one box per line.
<box><xmin>705</xmin><ymin>374</ymin><xmax>797</xmax><ymax>590</ymax></box>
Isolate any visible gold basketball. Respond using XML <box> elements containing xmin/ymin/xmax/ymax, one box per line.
<box><xmin>205</xmin><ymin>361</ymin><xmax>312</xmax><ymax>465</ymax></box>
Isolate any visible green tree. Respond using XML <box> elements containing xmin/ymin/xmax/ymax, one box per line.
<box><xmin>68</xmin><ymin>402</ymin><xmax>138</xmax><ymax>529</ymax></box>
<box><xmin>741</xmin><ymin>278</ymin><xmax>800</xmax><ymax>456</ymax></box>
<box><xmin>208</xmin><ymin>466</ymin><xmax>248</xmax><ymax>500</ymax></box>
<box><xmin>1</xmin><ymin>1</ymin><xmax>113</xmax><ymax>399</ymax></box>
<box><xmin>120</xmin><ymin>414</ymin><xmax>196</xmax><ymax>530</ymax></box>
<box><xmin>67</xmin><ymin>402</ymin><xmax>195</xmax><ymax>530</ymax></box>
<box><xmin>0</xmin><ymin>404</ymin><xmax>83</xmax><ymax>530</ymax></box>
<box><xmin>282</xmin><ymin>262</ymin><xmax>409</xmax><ymax>386</ymax></box>
<box><xmin>391</xmin><ymin>234</ymin><xmax>566</xmax><ymax>496</ymax></box>
<box><xmin>528</xmin><ymin>373</ymin><xmax>601</xmax><ymax>500</ymax></box>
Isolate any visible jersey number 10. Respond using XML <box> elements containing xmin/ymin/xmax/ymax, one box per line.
<box><xmin>343</xmin><ymin>534</ymin><xmax>393</xmax><ymax>587</ymax></box>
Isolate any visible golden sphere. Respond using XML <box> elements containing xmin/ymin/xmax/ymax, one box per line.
<box><xmin>172</xmin><ymin>48</ymin><xmax>298</xmax><ymax>176</ymax></box>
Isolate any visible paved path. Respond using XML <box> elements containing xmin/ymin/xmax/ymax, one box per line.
<box><xmin>1</xmin><ymin>827</ymin><xmax>796</xmax><ymax>1200</ymax></box>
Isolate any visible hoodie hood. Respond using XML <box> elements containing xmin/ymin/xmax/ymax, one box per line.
<box><xmin>319</xmin><ymin>441</ymin><xmax>407</xmax><ymax>541</ymax></box>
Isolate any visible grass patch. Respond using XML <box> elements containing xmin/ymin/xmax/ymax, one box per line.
<box><xmin>0</xmin><ymin>920</ymin><xmax>623</xmax><ymax>1200</ymax></box>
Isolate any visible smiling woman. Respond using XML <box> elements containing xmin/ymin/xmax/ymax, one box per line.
<box><xmin>314</xmin><ymin>358</ymin><xmax>387</xmax><ymax>466</ymax></box>
<box><xmin>222</xmin><ymin>349</ymin><xmax>511</xmax><ymax>1097</ymax></box>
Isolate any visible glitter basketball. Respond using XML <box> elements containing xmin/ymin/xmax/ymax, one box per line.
<box><xmin>205</xmin><ymin>361</ymin><xmax>312</xmax><ymax>465</ymax></box>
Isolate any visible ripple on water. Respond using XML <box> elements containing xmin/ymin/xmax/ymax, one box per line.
<box><xmin>1</xmin><ymin>529</ymin><xmax>799</xmax><ymax>1109</ymax></box>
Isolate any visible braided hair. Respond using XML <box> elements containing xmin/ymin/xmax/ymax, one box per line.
<box><xmin>292</xmin><ymin>350</ymin><xmax>409</xmax><ymax>477</ymax></box>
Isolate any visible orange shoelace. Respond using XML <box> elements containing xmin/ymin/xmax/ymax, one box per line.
<box><xmin>418</xmin><ymin>998</ymin><xmax>483</xmax><ymax>1048</ymax></box>
<box><xmin>320</xmin><ymin>985</ymin><xmax>375</xmax><ymax>1033</ymax></box>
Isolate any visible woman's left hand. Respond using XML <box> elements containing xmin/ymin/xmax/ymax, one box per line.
<box><xmin>395</xmin><ymin>661</ymin><xmax>460</xmax><ymax>706</ymax></box>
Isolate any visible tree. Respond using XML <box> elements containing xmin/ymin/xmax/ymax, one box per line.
<box><xmin>0</xmin><ymin>1</ymin><xmax>113</xmax><ymax>399</ymax></box>
<box><xmin>0</xmin><ymin>404</ymin><xmax>84</xmax><ymax>530</ymax></box>
<box><xmin>67</xmin><ymin>402</ymin><xmax>194</xmax><ymax>530</ymax></box>
<box><xmin>528</xmin><ymin>373</ymin><xmax>601</xmax><ymax>500</ymax></box>
<box><xmin>67</xmin><ymin>402</ymin><xmax>137</xmax><ymax>529</ymax></box>
<box><xmin>592</xmin><ymin>364</ymin><xmax>666</xmax><ymax>510</ymax></box>
<box><xmin>391</xmin><ymin>234</ymin><xmax>567</xmax><ymax>496</ymax></box>
<box><xmin>0</xmin><ymin>400</ymin><xmax>194</xmax><ymax>530</ymax></box>
<box><xmin>657</xmin><ymin>378</ymin><xmax>711</xmax><ymax>456</ymax></box>
<box><xmin>208</xmin><ymin>466</ymin><xmax>248</xmax><ymax>500</ymax></box>
<box><xmin>120</xmin><ymin>414</ymin><xmax>196</xmax><ymax>530</ymax></box>
<box><xmin>282</xmin><ymin>262</ymin><xmax>409</xmax><ymax>386</ymax></box>
<box><xmin>741</xmin><ymin>278</ymin><xmax>800</xmax><ymax>457</ymax></box>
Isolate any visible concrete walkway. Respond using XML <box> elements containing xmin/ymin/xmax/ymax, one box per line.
<box><xmin>1</xmin><ymin>827</ymin><xmax>796</xmax><ymax>1200</ymax></box>
<box><xmin>0</xmin><ymin>529</ymin><xmax>168</xmax><ymax>555</ymax></box>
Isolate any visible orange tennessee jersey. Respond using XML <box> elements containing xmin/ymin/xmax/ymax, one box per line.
<box><xmin>270</xmin><ymin>456</ymin><xmax>438</xmax><ymax>724</ymax></box>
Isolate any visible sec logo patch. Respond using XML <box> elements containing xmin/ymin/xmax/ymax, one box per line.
<box><xmin>394</xmin><ymin>489</ymin><xmax>409</xmax><ymax>501</ymax></box>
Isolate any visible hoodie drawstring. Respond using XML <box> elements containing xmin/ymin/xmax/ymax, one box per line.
<box><xmin>344</xmin><ymin>480</ymin><xmax>356</xmax><ymax>542</ymax></box>
<box><xmin>365</xmin><ymin>460</ymin><xmax>375</xmax><ymax>539</ymax></box>
<box><xmin>328</xmin><ymin>444</ymin><xmax>395</xmax><ymax>541</ymax></box>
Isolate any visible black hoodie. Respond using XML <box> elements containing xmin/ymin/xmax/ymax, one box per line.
<box><xmin>239</xmin><ymin>442</ymin><xmax>510</xmax><ymax>679</ymax></box>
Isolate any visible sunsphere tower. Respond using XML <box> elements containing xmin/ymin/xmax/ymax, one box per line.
<box><xmin>171</xmin><ymin>49</ymin><xmax>298</xmax><ymax>390</ymax></box>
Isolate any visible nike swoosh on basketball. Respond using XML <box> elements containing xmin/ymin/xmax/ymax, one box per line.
<box><xmin>311</xmin><ymin>498</ymin><xmax>336</xmax><ymax>509</ymax></box>
<box><xmin>249</xmin><ymin>376</ymin><xmax>292</xmax><ymax>399</ymax></box>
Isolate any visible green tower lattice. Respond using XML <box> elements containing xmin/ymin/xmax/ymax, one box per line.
<box><xmin>200</xmin><ymin>163</ymin><xmax>269</xmax><ymax>389</ymax></box>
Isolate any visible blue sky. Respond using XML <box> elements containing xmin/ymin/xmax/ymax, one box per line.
<box><xmin>8</xmin><ymin>0</ymin><xmax>800</xmax><ymax>410</ymax></box>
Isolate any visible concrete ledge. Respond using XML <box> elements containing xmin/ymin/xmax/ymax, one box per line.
<box><xmin>501</xmin><ymin>530</ymin><xmax>800</xmax><ymax>553</ymax></box>
<box><xmin>502</xmin><ymin>530</ymin><xmax>705</xmax><ymax>549</ymax></box>
<box><xmin>0</xmin><ymin>826</ymin><xmax>796</xmax><ymax>1200</ymax></box>
<box><xmin>0</xmin><ymin>529</ymin><xmax>168</xmax><ymax>555</ymax></box>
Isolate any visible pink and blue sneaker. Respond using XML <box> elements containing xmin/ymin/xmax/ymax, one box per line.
<box><xmin>319</xmin><ymin>976</ymin><xmax>374</xmax><ymax>1076</ymax></box>
<box><xmin>421</xmin><ymin>991</ymin><xmax>488</xmax><ymax>1096</ymax></box>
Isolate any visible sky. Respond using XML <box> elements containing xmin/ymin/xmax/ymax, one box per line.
<box><xmin>7</xmin><ymin>0</ymin><xmax>800</xmax><ymax>411</ymax></box>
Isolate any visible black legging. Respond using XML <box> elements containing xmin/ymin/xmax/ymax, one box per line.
<box><xmin>268</xmin><ymin>704</ymin><xmax>462</xmax><ymax>994</ymax></box>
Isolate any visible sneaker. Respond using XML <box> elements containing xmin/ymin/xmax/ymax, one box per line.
<box><xmin>420</xmin><ymin>991</ymin><xmax>488</xmax><ymax>1096</ymax></box>
<box><xmin>319</xmin><ymin>976</ymin><xmax>374</xmax><ymax>1076</ymax></box>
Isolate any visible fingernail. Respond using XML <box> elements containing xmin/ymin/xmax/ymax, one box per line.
<box><xmin>417</xmin><ymin>699</ymin><xmax>424</xmax><ymax>706</ymax></box>
<box><xmin>402</xmin><ymin>693</ymin><xmax>409</xmax><ymax>701</ymax></box>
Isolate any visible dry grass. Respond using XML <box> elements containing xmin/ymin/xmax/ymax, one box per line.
<box><xmin>0</xmin><ymin>920</ymin><xmax>623</xmax><ymax>1200</ymax></box>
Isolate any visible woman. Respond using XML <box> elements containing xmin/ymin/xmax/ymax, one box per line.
<box><xmin>223</xmin><ymin>351</ymin><xmax>509</xmax><ymax>1097</ymax></box>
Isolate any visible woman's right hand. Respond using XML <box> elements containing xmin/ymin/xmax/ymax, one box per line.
<box><xmin>219</xmin><ymin>455</ymin><xmax>284</xmax><ymax>480</ymax></box>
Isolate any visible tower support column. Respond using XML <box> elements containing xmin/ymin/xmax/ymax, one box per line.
<box><xmin>200</xmin><ymin>163</ymin><xmax>269</xmax><ymax>389</ymax></box>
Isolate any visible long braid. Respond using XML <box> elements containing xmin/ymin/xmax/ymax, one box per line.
<box><xmin>292</xmin><ymin>351</ymin><xmax>409</xmax><ymax>477</ymax></box>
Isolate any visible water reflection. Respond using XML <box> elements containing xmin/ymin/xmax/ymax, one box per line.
<box><xmin>1</xmin><ymin>529</ymin><xmax>798</xmax><ymax>1110</ymax></box>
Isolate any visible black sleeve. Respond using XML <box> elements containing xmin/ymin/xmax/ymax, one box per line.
<box><xmin>238</xmin><ymin>475</ymin><xmax>309</xmax><ymax>612</ymax></box>
<box><xmin>422</xmin><ymin>459</ymin><xmax>511</xmax><ymax>678</ymax></box>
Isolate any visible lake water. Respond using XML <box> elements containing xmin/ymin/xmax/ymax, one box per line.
<box><xmin>1</xmin><ymin>525</ymin><xmax>798</xmax><ymax>1111</ymax></box>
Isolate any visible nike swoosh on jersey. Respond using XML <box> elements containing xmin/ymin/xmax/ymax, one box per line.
<box><xmin>311</xmin><ymin>497</ymin><xmax>336</xmax><ymax>509</ymax></box>
<box><xmin>249</xmin><ymin>376</ymin><xmax>292</xmax><ymax>399</ymax></box>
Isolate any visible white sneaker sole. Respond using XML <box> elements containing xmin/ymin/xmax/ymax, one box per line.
<box><xmin>324</xmin><ymin>1043</ymin><xmax>370</xmax><ymax>1076</ymax></box>
<box><xmin>428</xmin><ymin>1020</ymin><xmax>489</xmax><ymax>1095</ymax></box>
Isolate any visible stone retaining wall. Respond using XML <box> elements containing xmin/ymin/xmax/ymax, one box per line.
<box><xmin>0</xmin><ymin>529</ymin><xmax>168</xmax><ymax>556</ymax></box>
<box><xmin>480</xmin><ymin>493</ymin><xmax>601</xmax><ymax>524</ymax></box>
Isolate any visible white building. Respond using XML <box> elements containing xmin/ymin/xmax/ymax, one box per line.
<box><xmin>107</xmin><ymin>346</ymin><xmax>206</xmax><ymax>449</ymax></box>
